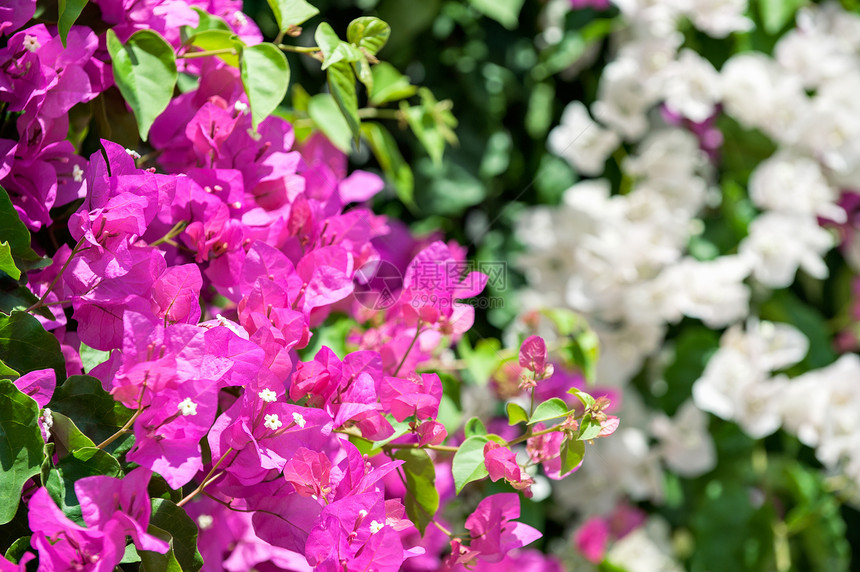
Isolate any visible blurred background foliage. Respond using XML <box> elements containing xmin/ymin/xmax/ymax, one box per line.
<box><xmin>246</xmin><ymin>1</ymin><xmax>860</xmax><ymax>570</ymax></box>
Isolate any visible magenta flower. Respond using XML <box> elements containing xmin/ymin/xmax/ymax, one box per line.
<box><xmin>462</xmin><ymin>493</ymin><xmax>541</xmax><ymax>563</ymax></box>
<box><xmin>483</xmin><ymin>442</ymin><xmax>534</xmax><ymax>493</ymax></box>
<box><xmin>380</xmin><ymin>372</ymin><xmax>442</xmax><ymax>422</ymax></box>
<box><xmin>518</xmin><ymin>335</ymin><xmax>548</xmax><ymax>377</ymax></box>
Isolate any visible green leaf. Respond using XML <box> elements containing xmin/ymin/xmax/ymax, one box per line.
<box><xmin>326</xmin><ymin>61</ymin><xmax>360</xmax><ymax>144</ymax></box>
<box><xmin>58</xmin><ymin>0</ymin><xmax>88</xmax><ymax>47</ymax></box>
<box><xmin>50</xmin><ymin>411</ymin><xmax>96</xmax><ymax>459</ymax></box>
<box><xmin>314</xmin><ymin>23</ymin><xmax>363</xmax><ymax>69</ymax></box>
<box><xmin>79</xmin><ymin>342</ymin><xmax>111</xmax><ymax>374</ymax></box>
<box><xmin>267</xmin><ymin>0</ymin><xmax>319</xmax><ymax>32</ymax></box>
<box><xmin>361</xmin><ymin>122</ymin><xmax>414</xmax><ymax>208</ymax></box>
<box><xmin>308</xmin><ymin>94</ymin><xmax>353</xmax><ymax>153</ymax></box>
<box><xmin>567</xmin><ymin>387</ymin><xmax>595</xmax><ymax>410</ymax></box>
<box><xmin>45</xmin><ymin>446</ymin><xmax>123</xmax><ymax>523</ymax></box>
<box><xmin>0</xmin><ymin>359</ymin><xmax>19</xmax><ymax>379</ymax></box>
<box><xmin>347</xmin><ymin>17</ymin><xmax>391</xmax><ymax>55</ymax></box>
<box><xmin>0</xmin><ymin>310</ymin><xmax>65</xmax><ymax>381</ymax></box>
<box><xmin>106</xmin><ymin>29</ymin><xmax>178</xmax><ymax>141</ymax></box>
<box><xmin>452</xmin><ymin>435</ymin><xmax>489</xmax><ymax>493</ymax></box>
<box><xmin>0</xmin><ymin>186</ymin><xmax>44</xmax><ymax>273</ymax></box>
<box><xmin>187</xmin><ymin>30</ymin><xmax>243</xmax><ymax>67</ymax></box>
<box><xmin>240</xmin><ymin>42</ymin><xmax>290</xmax><ymax>130</ymax></box>
<box><xmin>0</xmin><ymin>379</ymin><xmax>44</xmax><ymax>525</ymax></box>
<box><xmin>139</xmin><ymin>524</ymin><xmax>183</xmax><ymax>572</ymax></box>
<box><xmin>559</xmin><ymin>439</ymin><xmax>585</xmax><ymax>475</ymax></box>
<box><xmin>4</xmin><ymin>536</ymin><xmax>32</xmax><ymax>563</ymax></box>
<box><xmin>121</xmin><ymin>543</ymin><xmax>142</xmax><ymax>564</ymax></box>
<box><xmin>369</xmin><ymin>62</ymin><xmax>417</xmax><ymax>106</ymax></box>
<box><xmin>464</xmin><ymin>416</ymin><xmax>486</xmax><ymax>438</ymax></box>
<box><xmin>394</xmin><ymin>449</ymin><xmax>439</xmax><ymax>535</ymax></box>
<box><xmin>188</xmin><ymin>7</ymin><xmax>231</xmax><ymax>32</ymax></box>
<box><xmin>577</xmin><ymin>414</ymin><xmax>602</xmax><ymax>441</ymax></box>
<box><xmin>759</xmin><ymin>0</ymin><xmax>806</xmax><ymax>35</ymax></box>
<box><xmin>0</xmin><ymin>286</ymin><xmax>54</xmax><ymax>321</ymax></box>
<box><xmin>468</xmin><ymin>0</ymin><xmax>525</xmax><ymax>29</ymax></box>
<box><xmin>529</xmin><ymin>398</ymin><xmax>569</xmax><ymax>425</ymax></box>
<box><xmin>149</xmin><ymin>498</ymin><xmax>205</xmax><ymax>572</ymax></box>
<box><xmin>0</xmin><ymin>241</ymin><xmax>20</xmax><ymax>280</ymax></box>
<box><xmin>400</xmin><ymin>88</ymin><xmax>457</xmax><ymax>166</ymax></box>
<box><xmin>48</xmin><ymin>375</ymin><xmax>134</xmax><ymax>454</ymax></box>
<box><xmin>506</xmin><ymin>402</ymin><xmax>528</xmax><ymax>425</ymax></box>
<box><xmin>457</xmin><ymin>337</ymin><xmax>501</xmax><ymax>386</ymax></box>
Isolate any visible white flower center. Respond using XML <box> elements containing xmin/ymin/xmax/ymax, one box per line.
<box><xmin>264</xmin><ymin>413</ymin><xmax>283</xmax><ymax>430</ymax></box>
<box><xmin>125</xmin><ymin>148</ymin><xmax>141</xmax><ymax>160</ymax></box>
<box><xmin>41</xmin><ymin>408</ymin><xmax>54</xmax><ymax>431</ymax></box>
<box><xmin>369</xmin><ymin>520</ymin><xmax>384</xmax><ymax>534</ymax></box>
<box><xmin>23</xmin><ymin>35</ymin><xmax>40</xmax><ymax>52</ymax></box>
<box><xmin>291</xmin><ymin>411</ymin><xmax>306</xmax><ymax>428</ymax></box>
<box><xmin>72</xmin><ymin>164</ymin><xmax>84</xmax><ymax>183</ymax></box>
<box><xmin>197</xmin><ymin>514</ymin><xmax>214</xmax><ymax>530</ymax></box>
<box><xmin>258</xmin><ymin>388</ymin><xmax>277</xmax><ymax>403</ymax></box>
<box><xmin>177</xmin><ymin>398</ymin><xmax>198</xmax><ymax>416</ymax></box>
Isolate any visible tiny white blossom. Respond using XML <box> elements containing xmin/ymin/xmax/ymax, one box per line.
<box><xmin>264</xmin><ymin>413</ymin><xmax>282</xmax><ymax>430</ymax></box>
<box><xmin>125</xmin><ymin>148</ymin><xmax>141</xmax><ymax>160</ymax></box>
<box><xmin>234</xmin><ymin>101</ymin><xmax>249</xmax><ymax>113</ymax></box>
<box><xmin>369</xmin><ymin>520</ymin><xmax>384</xmax><ymax>534</ymax></box>
<box><xmin>258</xmin><ymin>388</ymin><xmax>277</xmax><ymax>403</ymax></box>
<box><xmin>23</xmin><ymin>35</ymin><xmax>40</xmax><ymax>52</ymax></box>
<box><xmin>72</xmin><ymin>164</ymin><xmax>84</xmax><ymax>183</ymax></box>
<box><xmin>197</xmin><ymin>514</ymin><xmax>214</xmax><ymax>530</ymax></box>
<box><xmin>177</xmin><ymin>398</ymin><xmax>198</xmax><ymax>416</ymax></box>
<box><xmin>41</xmin><ymin>408</ymin><xmax>54</xmax><ymax>431</ymax></box>
<box><xmin>292</xmin><ymin>411</ymin><xmax>306</xmax><ymax>428</ymax></box>
<box><xmin>232</xmin><ymin>10</ymin><xmax>249</xmax><ymax>27</ymax></box>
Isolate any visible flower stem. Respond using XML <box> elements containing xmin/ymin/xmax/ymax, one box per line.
<box><xmin>393</xmin><ymin>323</ymin><xmax>423</xmax><ymax>376</ymax></box>
<box><xmin>177</xmin><ymin>448</ymin><xmax>235</xmax><ymax>507</ymax></box>
<box><xmin>151</xmin><ymin>220</ymin><xmax>188</xmax><ymax>247</ymax></box>
<box><xmin>506</xmin><ymin>424</ymin><xmax>562</xmax><ymax>447</ymax></box>
<box><xmin>178</xmin><ymin>48</ymin><xmax>237</xmax><ymax>59</ymax></box>
<box><xmin>27</xmin><ymin>238</ymin><xmax>86</xmax><ymax>313</ymax></box>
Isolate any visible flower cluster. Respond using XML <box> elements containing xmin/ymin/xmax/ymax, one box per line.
<box><xmin>0</xmin><ymin>1</ymin><xmax>614</xmax><ymax>570</ymax></box>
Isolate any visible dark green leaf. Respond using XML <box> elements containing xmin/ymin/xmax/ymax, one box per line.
<box><xmin>506</xmin><ymin>402</ymin><xmax>528</xmax><ymax>425</ymax></box>
<box><xmin>361</xmin><ymin>122</ymin><xmax>414</xmax><ymax>208</ymax></box>
<box><xmin>0</xmin><ymin>359</ymin><xmax>19</xmax><ymax>379</ymax></box>
<box><xmin>0</xmin><ymin>187</ymin><xmax>44</xmax><ymax>273</ymax></box>
<box><xmin>464</xmin><ymin>416</ymin><xmax>486</xmax><ymax>438</ymax></box>
<box><xmin>50</xmin><ymin>411</ymin><xmax>96</xmax><ymax>459</ymax></box>
<box><xmin>267</xmin><ymin>0</ymin><xmax>319</xmax><ymax>32</ymax></box>
<box><xmin>452</xmin><ymin>435</ymin><xmax>489</xmax><ymax>493</ymax></box>
<box><xmin>346</xmin><ymin>17</ymin><xmax>390</xmax><ymax>55</ymax></box>
<box><xmin>369</xmin><ymin>62</ymin><xmax>416</xmax><ymax>106</ymax></box>
<box><xmin>394</xmin><ymin>449</ymin><xmax>439</xmax><ymax>535</ymax></box>
<box><xmin>3</xmin><ymin>536</ymin><xmax>32</xmax><ymax>563</ymax></box>
<box><xmin>308</xmin><ymin>93</ymin><xmax>353</xmax><ymax>153</ymax></box>
<box><xmin>139</xmin><ymin>524</ymin><xmax>182</xmax><ymax>572</ymax></box>
<box><xmin>45</xmin><ymin>446</ymin><xmax>123</xmax><ymax>523</ymax></box>
<box><xmin>240</xmin><ymin>42</ymin><xmax>290</xmax><ymax>129</ymax></box>
<box><xmin>0</xmin><ymin>310</ymin><xmax>65</xmax><ymax>381</ymax></box>
<box><xmin>48</xmin><ymin>375</ymin><xmax>134</xmax><ymax>454</ymax></box>
<box><xmin>0</xmin><ymin>379</ymin><xmax>44</xmax><ymax>525</ymax></box>
<box><xmin>529</xmin><ymin>398</ymin><xmax>569</xmax><ymax>425</ymax></box>
<box><xmin>0</xmin><ymin>285</ymin><xmax>55</xmax><ymax>321</ymax></box>
<box><xmin>468</xmin><ymin>0</ymin><xmax>525</xmax><ymax>29</ymax></box>
<box><xmin>58</xmin><ymin>0</ymin><xmax>88</xmax><ymax>47</ymax></box>
<box><xmin>400</xmin><ymin>88</ymin><xmax>457</xmax><ymax>166</ymax></box>
<box><xmin>149</xmin><ymin>498</ymin><xmax>204</xmax><ymax>572</ymax></box>
<box><xmin>106</xmin><ymin>29</ymin><xmax>178</xmax><ymax>141</ymax></box>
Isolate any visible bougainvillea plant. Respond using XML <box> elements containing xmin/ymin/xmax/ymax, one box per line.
<box><xmin>0</xmin><ymin>0</ymin><xmax>613</xmax><ymax>570</ymax></box>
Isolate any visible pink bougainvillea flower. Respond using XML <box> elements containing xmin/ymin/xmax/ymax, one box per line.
<box><xmin>380</xmin><ymin>372</ymin><xmax>443</xmax><ymax>422</ymax></box>
<box><xmin>518</xmin><ymin>335</ymin><xmax>548</xmax><ymax>377</ymax></box>
<box><xmin>574</xmin><ymin>517</ymin><xmax>611</xmax><ymax>563</ymax></box>
<box><xmin>483</xmin><ymin>442</ymin><xmax>534</xmax><ymax>494</ymax></box>
<box><xmin>13</xmin><ymin>368</ymin><xmax>55</xmax><ymax>408</ymax></box>
<box><xmin>463</xmin><ymin>493</ymin><xmax>541</xmax><ymax>563</ymax></box>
